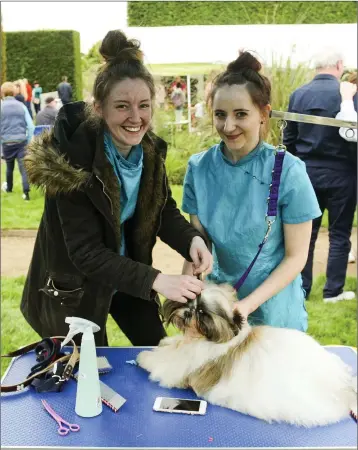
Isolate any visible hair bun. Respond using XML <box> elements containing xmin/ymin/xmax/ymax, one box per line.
<box><xmin>227</xmin><ymin>51</ymin><xmax>262</xmax><ymax>74</ymax></box>
<box><xmin>99</xmin><ymin>30</ymin><xmax>143</xmax><ymax>64</ymax></box>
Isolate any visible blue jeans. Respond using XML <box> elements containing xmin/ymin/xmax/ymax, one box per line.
<box><xmin>2</xmin><ymin>141</ymin><xmax>30</xmax><ymax>194</ymax></box>
<box><xmin>302</xmin><ymin>166</ymin><xmax>357</xmax><ymax>298</ymax></box>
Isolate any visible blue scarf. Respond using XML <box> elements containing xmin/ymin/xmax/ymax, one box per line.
<box><xmin>104</xmin><ymin>132</ymin><xmax>143</xmax><ymax>255</ymax></box>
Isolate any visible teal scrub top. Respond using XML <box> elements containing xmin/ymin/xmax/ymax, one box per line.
<box><xmin>182</xmin><ymin>141</ymin><xmax>322</xmax><ymax>331</ymax></box>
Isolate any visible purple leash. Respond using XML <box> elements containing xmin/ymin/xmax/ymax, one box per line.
<box><xmin>234</xmin><ymin>147</ymin><xmax>286</xmax><ymax>291</ymax></box>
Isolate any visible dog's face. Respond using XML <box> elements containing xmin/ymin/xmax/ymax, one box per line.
<box><xmin>162</xmin><ymin>282</ymin><xmax>244</xmax><ymax>343</ymax></box>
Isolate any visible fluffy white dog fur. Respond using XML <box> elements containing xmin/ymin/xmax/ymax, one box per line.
<box><xmin>137</xmin><ymin>282</ymin><xmax>357</xmax><ymax>427</ymax></box>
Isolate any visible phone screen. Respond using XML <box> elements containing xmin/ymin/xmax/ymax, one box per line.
<box><xmin>159</xmin><ymin>398</ymin><xmax>202</xmax><ymax>412</ymax></box>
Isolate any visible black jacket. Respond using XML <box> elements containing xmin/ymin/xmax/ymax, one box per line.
<box><xmin>21</xmin><ymin>102</ymin><xmax>203</xmax><ymax>344</ymax></box>
<box><xmin>283</xmin><ymin>74</ymin><xmax>357</xmax><ymax>172</ymax></box>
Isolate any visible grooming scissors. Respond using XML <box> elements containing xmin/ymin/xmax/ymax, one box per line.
<box><xmin>41</xmin><ymin>399</ymin><xmax>80</xmax><ymax>436</ymax></box>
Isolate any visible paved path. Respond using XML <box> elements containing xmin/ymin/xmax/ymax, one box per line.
<box><xmin>1</xmin><ymin>228</ymin><xmax>356</xmax><ymax>278</ymax></box>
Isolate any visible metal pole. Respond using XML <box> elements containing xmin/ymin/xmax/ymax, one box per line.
<box><xmin>187</xmin><ymin>74</ymin><xmax>192</xmax><ymax>133</ymax></box>
<box><xmin>270</xmin><ymin>110</ymin><xmax>357</xmax><ymax>129</ymax></box>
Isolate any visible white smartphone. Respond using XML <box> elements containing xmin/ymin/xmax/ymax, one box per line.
<box><xmin>153</xmin><ymin>397</ymin><xmax>207</xmax><ymax>415</ymax></box>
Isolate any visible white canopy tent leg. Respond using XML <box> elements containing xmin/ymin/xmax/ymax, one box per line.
<box><xmin>187</xmin><ymin>74</ymin><xmax>192</xmax><ymax>132</ymax></box>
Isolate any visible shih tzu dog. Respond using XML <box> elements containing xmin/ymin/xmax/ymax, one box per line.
<box><xmin>137</xmin><ymin>282</ymin><xmax>357</xmax><ymax>427</ymax></box>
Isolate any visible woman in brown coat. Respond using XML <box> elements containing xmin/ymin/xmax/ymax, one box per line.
<box><xmin>21</xmin><ymin>30</ymin><xmax>212</xmax><ymax>346</ymax></box>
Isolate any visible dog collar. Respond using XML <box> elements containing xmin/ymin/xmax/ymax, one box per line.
<box><xmin>1</xmin><ymin>336</ymin><xmax>79</xmax><ymax>393</ymax></box>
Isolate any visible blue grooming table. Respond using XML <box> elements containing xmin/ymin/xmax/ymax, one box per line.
<box><xmin>1</xmin><ymin>346</ymin><xmax>356</xmax><ymax>449</ymax></box>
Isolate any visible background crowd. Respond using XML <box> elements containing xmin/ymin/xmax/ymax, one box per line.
<box><xmin>0</xmin><ymin>76</ymin><xmax>73</xmax><ymax>200</ymax></box>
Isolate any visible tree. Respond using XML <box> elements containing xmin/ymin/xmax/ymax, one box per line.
<box><xmin>1</xmin><ymin>14</ymin><xmax>6</xmax><ymax>83</ymax></box>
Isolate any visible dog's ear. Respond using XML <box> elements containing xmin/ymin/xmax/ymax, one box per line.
<box><xmin>162</xmin><ymin>299</ymin><xmax>183</xmax><ymax>326</ymax></box>
<box><xmin>162</xmin><ymin>299</ymin><xmax>174</xmax><ymax>324</ymax></box>
<box><xmin>232</xmin><ymin>309</ymin><xmax>245</xmax><ymax>330</ymax></box>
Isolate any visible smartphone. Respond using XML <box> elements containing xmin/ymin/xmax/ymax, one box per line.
<box><xmin>153</xmin><ymin>397</ymin><xmax>207</xmax><ymax>415</ymax></box>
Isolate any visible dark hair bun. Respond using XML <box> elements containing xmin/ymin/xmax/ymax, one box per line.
<box><xmin>99</xmin><ymin>30</ymin><xmax>143</xmax><ymax>64</ymax></box>
<box><xmin>227</xmin><ymin>51</ymin><xmax>262</xmax><ymax>74</ymax></box>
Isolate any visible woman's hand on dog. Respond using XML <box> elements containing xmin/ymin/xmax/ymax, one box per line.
<box><xmin>233</xmin><ymin>299</ymin><xmax>251</xmax><ymax>321</ymax></box>
<box><xmin>189</xmin><ymin>236</ymin><xmax>213</xmax><ymax>276</ymax></box>
<box><xmin>152</xmin><ymin>274</ymin><xmax>204</xmax><ymax>303</ymax></box>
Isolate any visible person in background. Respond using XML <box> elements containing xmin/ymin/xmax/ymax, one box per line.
<box><xmin>155</xmin><ymin>83</ymin><xmax>166</xmax><ymax>109</ymax></box>
<box><xmin>171</xmin><ymin>82</ymin><xmax>186</xmax><ymax>130</ymax></box>
<box><xmin>1</xmin><ymin>82</ymin><xmax>34</xmax><ymax>201</ymax></box>
<box><xmin>170</xmin><ymin>76</ymin><xmax>186</xmax><ymax>93</ymax></box>
<box><xmin>32</xmin><ymin>81</ymin><xmax>42</xmax><ymax>115</ymax></box>
<box><xmin>14</xmin><ymin>80</ymin><xmax>27</xmax><ymax>104</ymax></box>
<box><xmin>182</xmin><ymin>52</ymin><xmax>321</xmax><ymax>331</ymax></box>
<box><xmin>21</xmin><ymin>30</ymin><xmax>212</xmax><ymax>346</ymax></box>
<box><xmin>193</xmin><ymin>98</ymin><xmax>205</xmax><ymax>128</ymax></box>
<box><xmin>284</xmin><ymin>48</ymin><xmax>356</xmax><ymax>304</ymax></box>
<box><xmin>57</xmin><ymin>76</ymin><xmax>73</xmax><ymax>105</ymax></box>
<box><xmin>335</xmin><ymin>73</ymin><xmax>357</xmax><ymax>264</ymax></box>
<box><xmin>205</xmin><ymin>70</ymin><xmax>221</xmax><ymax>104</ymax></box>
<box><xmin>336</xmin><ymin>74</ymin><xmax>357</xmax><ymax>143</ymax></box>
<box><xmin>23</xmin><ymin>78</ymin><xmax>33</xmax><ymax>118</ymax></box>
<box><xmin>35</xmin><ymin>96</ymin><xmax>58</xmax><ymax>126</ymax></box>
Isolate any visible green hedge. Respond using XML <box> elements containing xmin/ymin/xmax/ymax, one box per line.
<box><xmin>6</xmin><ymin>30</ymin><xmax>82</xmax><ymax>100</ymax></box>
<box><xmin>1</xmin><ymin>15</ymin><xmax>6</xmax><ymax>84</ymax></box>
<box><xmin>128</xmin><ymin>1</ymin><xmax>357</xmax><ymax>26</ymax></box>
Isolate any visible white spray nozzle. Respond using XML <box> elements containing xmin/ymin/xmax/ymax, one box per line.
<box><xmin>61</xmin><ymin>317</ymin><xmax>100</xmax><ymax>348</ymax></box>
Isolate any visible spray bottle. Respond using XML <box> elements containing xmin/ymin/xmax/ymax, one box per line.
<box><xmin>62</xmin><ymin>317</ymin><xmax>102</xmax><ymax>418</ymax></box>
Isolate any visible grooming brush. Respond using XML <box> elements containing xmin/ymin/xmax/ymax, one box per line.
<box><xmin>96</xmin><ymin>356</ymin><xmax>112</xmax><ymax>374</ymax></box>
<box><xmin>72</xmin><ymin>372</ymin><xmax>126</xmax><ymax>412</ymax></box>
<box><xmin>63</xmin><ymin>355</ymin><xmax>112</xmax><ymax>374</ymax></box>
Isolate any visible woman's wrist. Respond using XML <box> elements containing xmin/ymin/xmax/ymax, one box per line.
<box><xmin>238</xmin><ymin>297</ymin><xmax>255</xmax><ymax>316</ymax></box>
<box><xmin>152</xmin><ymin>273</ymin><xmax>163</xmax><ymax>293</ymax></box>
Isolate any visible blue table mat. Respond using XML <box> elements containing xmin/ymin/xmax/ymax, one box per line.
<box><xmin>1</xmin><ymin>346</ymin><xmax>357</xmax><ymax>449</ymax></box>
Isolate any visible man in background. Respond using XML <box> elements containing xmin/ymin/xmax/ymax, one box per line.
<box><xmin>35</xmin><ymin>96</ymin><xmax>58</xmax><ymax>126</ymax></box>
<box><xmin>57</xmin><ymin>76</ymin><xmax>72</xmax><ymax>105</ymax></box>
<box><xmin>1</xmin><ymin>82</ymin><xmax>34</xmax><ymax>201</ymax></box>
<box><xmin>284</xmin><ymin>48</ymin><xmax>356</xmax><ymax>304</ymax></box>
<box><xmin>335</xmin><ymin>74</ymin><xmax>357</xmax><ymax>264</ymax></box>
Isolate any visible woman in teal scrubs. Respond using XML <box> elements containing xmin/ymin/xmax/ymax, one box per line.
<box><xmin>182</xmin><ymin>52</ymin><xmax>321</xmax><ymax>331</ymax></box>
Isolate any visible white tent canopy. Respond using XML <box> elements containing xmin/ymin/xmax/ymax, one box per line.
<box><xmin>129</xmin><ymin>23</ymin><xmax>357</xmax><ymax>68</ymax></box>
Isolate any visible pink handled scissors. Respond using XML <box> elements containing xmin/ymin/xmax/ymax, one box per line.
<box><xmin>41</xmin><ymin>399</ymin><xmax>80</xmax><ymax>436</ymax></box>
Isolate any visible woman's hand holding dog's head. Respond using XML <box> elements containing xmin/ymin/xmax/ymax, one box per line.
<box><xmin>152</xmin><ymin>273</ymin><xmax>204</xmax><ymax>304</ymax></box>
<box><xmin>189</xmin><ymin>236</ymin><xmax>213</xmax><ymax>276</ymax></box>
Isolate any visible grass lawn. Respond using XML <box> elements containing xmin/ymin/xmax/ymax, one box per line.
<box><xmin>1</xmin><ymin>162</ymin><xmax>44</xmax><ymax>229</ymax></box>
<box><xmin>1</xmin><ymin>274</ymin><xmax>356</xmax><ymax>378</ymax></box>
<box><xmin>2</xmin><ymin>164</ymin><xmax>356</xmax><ymax>229</ymax></box>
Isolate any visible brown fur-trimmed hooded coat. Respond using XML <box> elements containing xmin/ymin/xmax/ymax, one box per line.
<box><xmin>20</xmin><ymin>102</ymin><xmax>203</xmax><ymax>345</ymax></box>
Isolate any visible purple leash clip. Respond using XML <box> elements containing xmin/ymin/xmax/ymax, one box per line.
<box><xmin>234</xmin><ymin>144</ymin><xmax>286</xmax><ymax>291</ymax></box>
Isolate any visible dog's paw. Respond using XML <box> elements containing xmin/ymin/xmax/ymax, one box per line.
<box><xmin>158</xmin><ymin>379</ymin><xmax>177</xmax><ymax>389</ymax></box>
<box><xmin>136</xmin><ymin>351</ymin><xmax>155</xmax><ymax>372</ymax></box>
<box><xmin>150</xmin><ymin>372</ymin><xmax>177</xmax><ymax>388</ymax></box>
